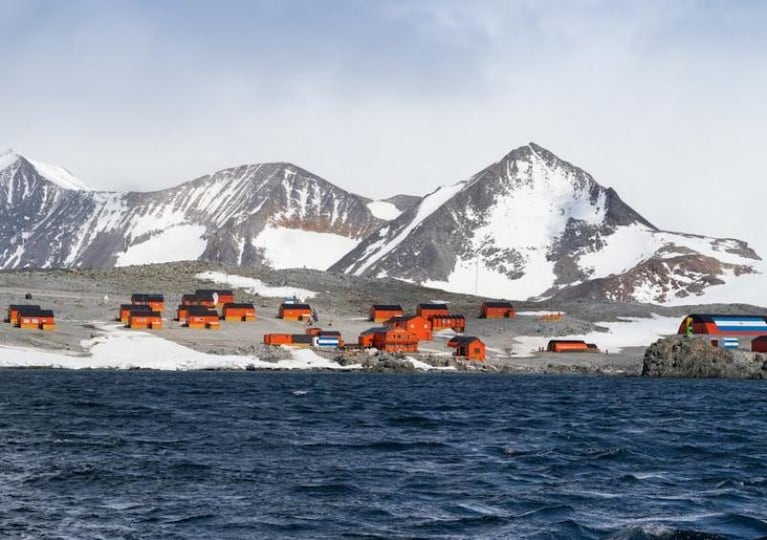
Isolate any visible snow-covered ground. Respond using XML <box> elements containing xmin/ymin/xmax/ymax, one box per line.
<box><xmin>512</xmin><ymin>314</ymin><xmax>680</xmax><ymax>357</ymax></box>
<box><xmin>252</xmin><ymin>226</ymin><xmax>359</xmax><ymax>270</ymax></box>
<box><xmin>115</xmin><ymin>224</ymin><xmax>208</xmax><ymax>267</ymax></box>
<box><xmin>0</xmin><ymin>324</ymin><xmax>360</xmax><ymax>370</ymax></box>
<box><xmin>195</xmin><ymin>271</ymin><xmax>317</xmax><ymax>299</ymax></box>
<box><xmin>367</xmin><ymin>200</ymin><xmax>402</xmax><ymax>220</ymax></box>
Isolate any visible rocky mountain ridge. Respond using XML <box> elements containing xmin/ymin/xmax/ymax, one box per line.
<box><xmin>0</xmin><ymin>144</ymin><xmax>760</xmax><ymax>305</ymax></box>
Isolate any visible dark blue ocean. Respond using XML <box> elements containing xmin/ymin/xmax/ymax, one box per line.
<box><xmin>1</xmin><ymin>371</ymin><xmax>766</xmax><ymax>539</ymax></box>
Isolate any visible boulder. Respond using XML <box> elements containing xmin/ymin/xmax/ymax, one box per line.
<box><xmin>642</xmin><ymin>336</ymin><xmax>767</xmax><ymax>379</ymax></box>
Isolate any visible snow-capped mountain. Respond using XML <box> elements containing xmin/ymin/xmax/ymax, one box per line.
<box><xmin>0</xmin><ymin>144</ymin><xmax>761</xmax><ymax>305</ymax></box>
<box><xmin>330</xmin><ymin>143</ymin><xmax>760</xmax><ymax>303</ymax></box>
<box><xmin>0</xmin><ymin>150</ymin><xmax>381</xmax><ymax>269</ymax></box>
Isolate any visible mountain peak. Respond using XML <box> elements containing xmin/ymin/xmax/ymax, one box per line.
<box><xmin>0</xmin><ymin>148</ymin><xmax>21</xmax><ymax>170</ymax></box>
<box><xmin>0</xmin><ymin>148</ymin><xmax>91</xmax><ymax>191</ymax></box>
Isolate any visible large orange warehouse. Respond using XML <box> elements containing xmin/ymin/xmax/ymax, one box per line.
<box><xmin>279</xmin><ymin>303</ymin><xmax>313</xmax><ymax>321</ymax></box>
<box><xmin>384</xmin><ymin>315</ymin><xmax>432</xmax><ymax>341</ymax></box>
<box><xmin>370</xmin><ymin>304</ymin><xmax>404</xmax><ymax>323</ymax></box>
<box><xmin>480</xmin><ymin>301</ymin><xmax>516</xmax><ymax>319</ymax></box>
<box><xmin>547</xmin><ymin>340</ymin><xmax>597</xmax><ymax>353</ymax></box>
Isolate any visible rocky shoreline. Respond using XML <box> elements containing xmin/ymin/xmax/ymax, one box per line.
<box><xmin>642</xmin><ymin>336</ymin><xmax>767</xmax><ymax>379</ymax></box>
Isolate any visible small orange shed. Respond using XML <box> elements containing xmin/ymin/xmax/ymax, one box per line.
<box><xmin>129</xmin><ymin>312</ymin><xmax>163</xmax><ymax>330</ymax></box>
<box><xmin>370</xmin><ymin>304</ymin><xmax>404</xmax><ymax>323</ymax></box>
<box><xmin>222</xmin><ymin>303</ymin><xmax>256</xmax><ymax>322</ymax></box>
<box><xmin>480</xmin><ymin>301</ymin><xmax>516</xmax><ymax>319</ymax></box>
<box><xmin>196</xmin><ymin>289</ymin><xmax>235</xmax><ymax>307</ymax></box>
<box><xmin>18</xmin><ymin>308</ymin><xmax>56</xmax><ymax>330</ymax></box>
<box><xmin>279</xmin><ymin>303</ymin><xmax>313</xmax><ymax>321</ymax></box>
<box><xmin>7</xmin><ymin>304</ymin><xmax>40</xmax><ymax>326</ymax></box>
<box><xmin>119</xmin><ymin>304</ymin><xmax>154</xmax><ymax>324</ymax></box>
<box><xmin>385</xmin><ymin>315</ymin><xmax>432</xmax><ymax>341</ymax></box>
<box><xmin>416</xmin><ymin>303</ymin><xmax>449</xmax><ymax>319</ymax></box>
<box><xmin>131</xmin><ymin>293</ymin><xmax>165</xmax><ymax>312</ymax></box>
<box><xmin>181</xmin><ymin>293</ymin><xmax>217</xmax><ymax>308</ymax></box>
<box><xmin>358</xmin><ymin>327</ymin><xmax>387</xmax><ymax>348</ymax></box>
<box><xmin>448</xmin><ymin>336</ymin><xmax>486</xmax><ymax>361</ymax></box>
<box><xmin>264</xmin><ymin>333</ymin><xmax>294</xmax><ymax>345</ymax></box>
<box><xmin>186</xmin><ymin>309</ymin><xmax>220</xmax><ymax>329</ymax></box>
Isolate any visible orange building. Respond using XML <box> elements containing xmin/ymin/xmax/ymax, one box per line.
<box><xmin>384</xmin><ymin>315</ymin><xmax>432</xmax><ymax>341</ymax></box>
<box><xmin>480</xmin><ymin>301</ymin><xmax>516</xmax><ymax>319</ymax></box>
<box><xmin>371</xmin><ymin>327</ymin><xmax>419</xmax><ymax>353</ymax></box>
<box><xmin>369</xmin><ymin>304</ymin><xmax>404</xmax><ymax>323</ymax></box>
<box><xmin>222</xmin><ymin>303</ymin><xmax>256</xmax><ymax>322</ymax></box>
<box><xmin>448</xmin><ymin>336</ymin><xmax>486</xmax><ymax>361</ymax></box>
<box><xmin>279</xmin><ymin>303</ymin><xmax>313</xmax><ymax>321</ymax></box>
<box><xmin>196</xmin><ymin>289</ymin><xmax>235</xmax><ymax>307</ymax></box>
<box><xmin>18</xmin><ymin>308</ymin><xmax>56</xmax><ymax>330</ymax></box>
<box><xmin>181</xmin><ymin>293</ymin><xmax>217</xmax><ymax>308</ymax></box>
<box><xmin>119</xmin><ymin>304</ymin><xmax>154</xmax><ymax>324</ymax></box>
<box><xmin>264</xmin><ymin>333</ymin><xmax>294</xmax><ymax>345</ymax></box>
<box><xmin>416</xmin><ymin>303</ymin><xmax>449</xmax><ymax>319</ymax></box>
<box><xmin>131</xmin><ymin>293</ymin><xmax>165</xmax><ymax>312</ymax></box>
<box><xmin>129</xmin><ymin>312</ymin><xmax>163</xmax><ymax>330</ymax></box>
<box><xmin>186</xmin><ymin>309</ymin><xmax>220</xmax><ymax>329</ymax></box>
<box><xmin>7</xmin><ymin>304</ymin><xmax>40</xmax><ymax>326</ymax></box>
<box><xmin>430</xmin><ymin>314</ymin><xmax>466</xmax><ymax>332</ymax></box>
<box><xmin>358</xmin><ymin>327</ymin><xmax>387</xmax><ymax>348</ymax></box>
<box><xmin>546</xmin><ymin>340</ymin><xmax>597</xmax><ymax>353</ymax></box>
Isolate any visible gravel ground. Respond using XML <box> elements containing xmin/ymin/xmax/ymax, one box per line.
<box><xmin>0</xmin><ymin>262</ymin><xmax>755</xmax><ymax>373</ymax></box>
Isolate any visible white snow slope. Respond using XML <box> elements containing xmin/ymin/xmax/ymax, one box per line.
<box><xmin>196</xmin><ymin>271</ymin><xmax>317</xmax><ymax>300</ymax></box>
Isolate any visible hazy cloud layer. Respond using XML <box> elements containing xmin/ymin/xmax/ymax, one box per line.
<box><xmin>1</xmin><ymin>0</ymin><xmax>766</xmax><ymax>252</ymax></box>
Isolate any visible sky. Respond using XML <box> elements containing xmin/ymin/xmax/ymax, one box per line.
<box><xmin>1</xmin><ymin>0</ymin><xmax>766</xmax><ymax>252</ymax></box>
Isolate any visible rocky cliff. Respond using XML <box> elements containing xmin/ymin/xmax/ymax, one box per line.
<box><xmin>642</xmin><ymin>337</ymin><xmax>767</xmax><ymax>378</ymax></box>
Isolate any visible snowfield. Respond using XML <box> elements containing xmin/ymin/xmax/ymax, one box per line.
<box><xmin>252</xmin><ymin>226</ymin><xmax>359</xmax><ymax>270</ymax></box>
<box><xmin>195</xmin><ymin>271</ymin><xmax>317</xmax><ymax>299</ymax></box>
<box><xmin>115</xmin><ymin>225</ymin><xmax>208</xmax><ymax>267</ymax></box>
<box><xmin>0</xmin><ymin>324</ymin><xmax>360</xmax><ymax>371</ymax></box>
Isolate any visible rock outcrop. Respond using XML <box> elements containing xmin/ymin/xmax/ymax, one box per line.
<box><xmin>642</xmin><ymin>337</ymin><xmax>767</xmax><ymax>378</ymax></box>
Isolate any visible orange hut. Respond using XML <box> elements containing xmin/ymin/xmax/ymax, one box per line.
<box><xmin>181</xmin><ymin>293</ymin><xmax>217</xmax><ymax>308</ymax></box>
<box><xmin>264</xmin><ymin>333</ymin><xmax>294</xmax><ymax>345</ymax></box>
<box><xmin>358</xmin><ymin>327</ymin><xmax>387</xmax><ymax>348</ymax></box>
<box><xmin>222</xmin><ymin>303</ymin><xmax>256</xmax><ymax>322</ymax></box>
<box><xmin>119</xmin><ymin>304</ymin><xmax>153</xmax><ymax>324</ymax></box>
<box><xmin>369</xmin><ymin>304</ymin><xmax>404</xmax><ymax>323</ymax></box>
<box><xmin>279</xmin><ymin>303</ymin><xmax>313</xmax><ymax>321</ymax></box>
<box><xmin>416</xmin><ymin>303</ymin><xmax>449</xmax><ymax>319</ymax></box>
<box><xmin>18</xmin><ymin>308</ymin><xmax>56</xmax><ymax>330</ymax></box>
<box><xmin>196</xmin><ymin>289</ymin><xmax>235</xmax><ymax>308</ymax></box>
<box><xmin>186</xmin><ymin>308</ymin><xmax>220</xmax><ymax>329</ymax></box>
<box><xmin>480</xmin><ymin>301</ymin><xmax>516</xmax><ymax>319</ymax></box>
<box><xmin>7</xmin><ymin>304</ymin><xmax>40</xmax><ymax>326</ymax></box>
<box><xmin>129</xmin><ymin>311</ymin><xmax>164</xmax><ymax>330</ymax></box>
<box><xmin>448</xmin><ymin>336</ymin><xmax>486</xmax><ymax>361</ymax></box>
<box><xmin>131</xmin><ymin>293</ymin><xmax>165</xmax><ymax>312</ymax></box>
<box><xmin>384</xmin><ymin>315</ymin><xmax>432</xmax><ymax>341</ymax></box>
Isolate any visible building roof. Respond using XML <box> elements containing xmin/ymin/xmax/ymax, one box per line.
<box><xmin>280</xmin><ymin>303</ymin><xmax>312</xmax><ymax>310</ymax></box>
<box><xmin>22</xmin><ymin>309</ymin><xmax>54</xmax><ymax>318</ymax></box>
<box><xmin>360</xmin><ymin>326</ymin><xmax>388</xmax><ymax>336</ymax></box>
<box><xmin>9</xmin><ymin>304</ymin><xmax>40</xmax><ymax>310</ymax></box>
<box><xmin>448</xmin><ymin>336</ymin><xmax>482</xmax><ymax>347</ymax></box>
<box><xmin>131</xmin><ymin>293</ymin><xmax>164</xmax><ymax>302</ymax></box>
<box><xmin>482</xmin><ymin>301</ymin><xmax>514</xmax><ymax>308</ymax></box>
<box><xmin>223</xmin><ymin>302</ymin><xmax>255</xmax><ymax>309</ymax></box>
<box><xmin>372</xmin><ymin>304</ymin><xmax>403</xmax><ymax>311</ymax></box>
<box><xmin>385</xmin><ymin>315</ymin><xmax>426</xmax><ymax>323</ymax></box>
<box><xmin>196</xmin><ymin>289</ymin><xmax>234</xmax><ymax>296</ymax></box>
<box><xmin>418</xmin><ymin>303</ymin><xmax>448</xmax><ymax>310</ymax></box>
<box><xmin>181</xmin><ymin>305</ymin><xmax>218</xmax><ymax>314</ymax></box>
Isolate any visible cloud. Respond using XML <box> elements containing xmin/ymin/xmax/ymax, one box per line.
<box><xmin>0</xmin><ymin>0</ymin><xmax>765</xmax><ymax>254</ymax></box>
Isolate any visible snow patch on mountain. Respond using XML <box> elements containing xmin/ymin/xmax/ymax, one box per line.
<box><xmin>354</xmin><ymin>183</ymin><xmax>465</xmax><ymax>275</ymax></box>
<box><xmin>367</xmin><ymin>201</ymin><xmax>402</xmax><ymax>220</ymax></box>
<box><xmin>252</xmin><ymin>226</ymin><xmax>359</xmax><ymax>270</ymax></box>
<box><xmin>196</xmin><ymin>271</ymin><xmax>317</xmax><ymax>299</ymax></box>
<box><xmin>115</xmin><ymin>224</ymin><xmax>207</xmax><ymax>267</ymax></box>
<box><xmin>27</xmin><ymin>159</ymin><xmax>91</xmax><ymax>191</ymax></box>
